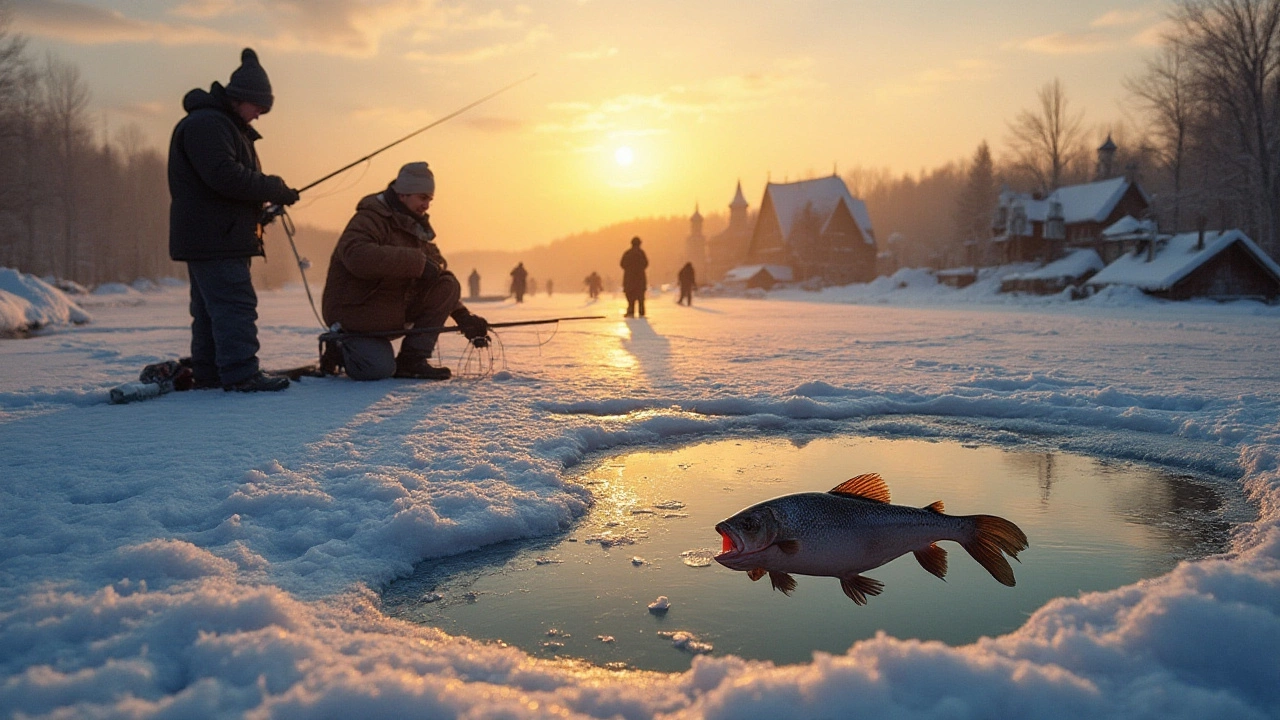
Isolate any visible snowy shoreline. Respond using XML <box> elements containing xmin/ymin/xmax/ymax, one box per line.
<box><xmin>1</xmin><ymin>272</ymin><xmax>1278</xmax><ymax>718</ymax></box>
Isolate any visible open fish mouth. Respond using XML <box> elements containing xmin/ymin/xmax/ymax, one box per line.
<box><xmin>716</xmin><ymin>525</ymin><xmax>738</xmax><ymax>557</ymax></box>
<box><xmin>714</xmin><ymin>523</ymin><xmax>758</xmax><ymax>567</ymax></box>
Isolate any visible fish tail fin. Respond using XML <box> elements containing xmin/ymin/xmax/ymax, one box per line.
<box><xmin>960</xmin><ymin>514</ymin><xmax>1029</xmax><ymax>587</ymax></box>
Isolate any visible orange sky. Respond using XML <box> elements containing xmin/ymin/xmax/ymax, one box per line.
<box><xmin>11</xmin><ymin>0</ymin><xmax>1171</xmax><ymax>252</ymax></box>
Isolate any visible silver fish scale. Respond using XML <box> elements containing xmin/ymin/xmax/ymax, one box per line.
<box><xmin>752</xmin><ymin>491</ymin><xmax>972</xmax><ymax>577</ymax></box>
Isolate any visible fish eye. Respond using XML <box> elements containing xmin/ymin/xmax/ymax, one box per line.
<box><xmin>743</xmin><ymin>517</ymin><xmax>758</xmax><ymax>530</ymax></box>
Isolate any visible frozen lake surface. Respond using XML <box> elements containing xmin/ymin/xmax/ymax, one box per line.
<box><xmin>384</xmin><ymin>432</ymin><xmax>1249</xmax><ymax>671</ymax></box>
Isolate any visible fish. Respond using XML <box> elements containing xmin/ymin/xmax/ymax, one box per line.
<box><xmin>713</xmin><ymin>473</ymin><xmax>1029</xmax><ymax>605</ymax></box>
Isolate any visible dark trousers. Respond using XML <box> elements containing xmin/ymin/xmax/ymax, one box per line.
<box><xmin>625</xmin><ymin>289</ymin><xmax>646</xmax><ymax>317</ymax></box>
<box><xmin>187</xmin><ymin>258</ymin><xmax>259</xmax><ymax>386</ymax></box>
<box><xmin>341</xmin><ymin>273</ymin><xmax>461</xmax><ymax>381</ymax></box>
<box><xmin>679</xmin><ymin>285</ymin><xmax>693</xmax><ymax>305</ymax></box>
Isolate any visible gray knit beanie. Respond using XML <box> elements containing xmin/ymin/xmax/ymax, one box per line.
<box><xmin>392</xmin><ymin>162</ymin><xmax>436</xmax><ymax>195</ymax></box>
<box><xmin>225</xmin><ymin>48</ymin><xmax>274</xmax><ymax>112</ymax></box>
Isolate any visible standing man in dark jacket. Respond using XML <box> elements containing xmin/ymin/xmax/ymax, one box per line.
<box><xmin>510</xmin><ymin>262</ymin><xmax>528</xmax><ymax>302</ymax></box>
<box><xmin>677</xmin><ymin>261</ymin><xmax>697</xmax><ymax>306</ymax></box>
<box><xmin>620</xmin><ymin>236</ymin><xmax>649</xmax><ymax>317</ymax></box>
<box><xmin>321</xmin><ymin>162</ymin><xmax>488</xmax><ymax>381</ymax></box>
<box><xmin>168</xmin><ymin>48</ymin><xmax>300</xmax><ymax>392</ymax></box>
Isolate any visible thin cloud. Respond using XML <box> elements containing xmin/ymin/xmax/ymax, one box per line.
<box><xmin>537</xmin><ymin>63</ymin><xmax>822</xmax><ymax>138</ymax></box>
<box><xmin>1132</xmin><ymin>19</ymin><xmax>1178</xmax><ymax>48</ymax></box>
<box><xmin>462</xmin><ymin>115</ymin><xmax>524</xmax><ymax>134</ymax></box>
<box><xmin>404</xmin><ymin>25</ymin><xmax>552</xmax><ymax>65</ymax></box>
<box><xmin>1017</xmin><ymin>31</ymin><xmax>1114</xmax><ymax>55</ymax></box>
<box><xmin>10</xmin><ymin>0</ymin><xmax>231</xmax><ymax>46</ymax></box>
<box><xmin>1091</xmin><ymin>9</ymin><xmax>1150</xmax><ymax>28</ymax></box>
<box><xmin>565</xmin><ymin>46</ymin><xmax>618</xmax><ymax>61</ymax></box>
<box><xmin>876</xmin><ymin>58</ymin><xmax>1000</xmax><ymax>100</ymax></box>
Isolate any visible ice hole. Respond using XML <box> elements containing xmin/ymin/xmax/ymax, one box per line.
<box><xmin>383</xmin><ymin>434</ymin><xmax>1249</xmax><ymax>672</ymax></box>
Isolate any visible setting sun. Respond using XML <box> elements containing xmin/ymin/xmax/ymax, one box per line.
<box><xmin>614</xmin><ymin>146</ymin><xmax>634</xmax><ymax>167</ymax></box>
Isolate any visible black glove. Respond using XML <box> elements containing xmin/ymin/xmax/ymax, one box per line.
<box><xmin>268</xmin><ymin>177</ymin><xmax>300</xmax><ymax>206</ymax></box>
<box><xmin>420</xmin><ymin>258</ymin><xmax>441</xmax><ymax>281</ymax></box>
<box><xmin>451</xmin><ymin>308</ymin><xmax>489</xmax><ymax>346</ymax></box>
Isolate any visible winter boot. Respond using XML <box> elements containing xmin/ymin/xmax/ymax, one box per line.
<box><xmin>394</xmin><ymin>353</ymin><xmax>452</xmax><ymax>380</ymax></box>
<box><xmin>223</xmin><ymin>371</ymin><xmax>291</xmax><ymax>392</ymax></box>
<box><xmin>319</xmin><ymin>339</ymin><xmax>345</xmax><ymax>376</ymax></box>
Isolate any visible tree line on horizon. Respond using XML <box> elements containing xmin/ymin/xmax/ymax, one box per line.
<box><xmin>0</xmin><ymin>2</ymin><xmax>178</xmax><ymax>287</ymax></box>
<box><xmin>2</xmin><ymin>0</ymin><xmax>1277</xmax><ymax>289</ymax></box>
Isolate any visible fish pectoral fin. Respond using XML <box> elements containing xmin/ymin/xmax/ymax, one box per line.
<box><xmin>828</xmin><ymin>473</ymin><xmax>891</xmax><ymax>503</ymax></box>
<box><xmin>747</xmin><ymin>568</ymin><xmax>767</xmax><ymax>582</ymax></box>
<box><xmin>775</xmin><ymin>539</ymin><xmax>801</xmax><ymax>555</ymax></box>
<box><xmin>768</xmin><ymin>571</ymin><xmax>797</xmax><ymax>596</ymax></box>
<box><xmin>839</xmin><ymin>575</ymin><xmax>885</xmax><ymax>605</ymax></box>
<box><xmin>914</xmin><ymin>543</ymin><xmax>949</xmax><ymax>580</ymax></box>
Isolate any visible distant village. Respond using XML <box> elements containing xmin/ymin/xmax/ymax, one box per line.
<box><xmin>680</xmin><ymin>138</ymin><xmax>1280</xmax><ymax>303</ymax></box>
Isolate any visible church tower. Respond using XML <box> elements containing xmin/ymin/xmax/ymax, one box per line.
<box><xmin>1095</xmin><ymin>134</ymin><xmax>1117</xmax><ymax>180</ymax></box>
<box><xmin>729</xmin><ymin>181</ymin><xmax>749</xmax><ymax>233</ymax></box>
<box><xmin>685</xmin><ymin>203</ymin><xmax>707</xmax><ymax>275</ymax></box>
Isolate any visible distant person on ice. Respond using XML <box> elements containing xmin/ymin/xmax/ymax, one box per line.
<box><xmin>510</xmin><ymin>262</ymin><xmax>528</xmax><ymax>302</ymax></box>
<box><xmin>620</xmin><ymin>236</ymin><xmax>649</xmax><ymax>317</ymax></box>
<box><xmin>468</xmin><ymin>268</ymin><xmax>481</xmax><ymax>300</ymax></box>
<box><xmin>168</xmin><ymin>48</ymin><xmax>301</xmax><ymax>393</ymax></box>
<box><xmin>677</xmin><ymin>262</ymin><xmax>697</xmax><ymax>306</ymax></box>
<box><xmin>585</xmin><ymin>271</ymin><xmax>602</xmax><ymax>299</ymax></box>
<box><xmin>320</xmin><ymin>162</ymin><xmax>489</xmax><ymax>381</ymax></box>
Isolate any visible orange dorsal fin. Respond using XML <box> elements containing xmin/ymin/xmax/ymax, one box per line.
<box><xmin>829</xmin><ymin>473</ymin><xmax>890</xmax><ymax>503</ymax></box>
<box><xmin>925</xmin><ymin>500</ymin><xmax>945</xmax><ymax>513</ymax></box>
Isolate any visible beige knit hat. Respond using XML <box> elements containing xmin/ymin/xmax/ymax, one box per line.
<box><xmin>391</xmin><ymin>162</ymin><xmax>435</xmax><ymax>195</ymax></box>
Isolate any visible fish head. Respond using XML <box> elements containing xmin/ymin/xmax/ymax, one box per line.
<box><xmin>714</xmin><ymin>505</ymin><xmax>783</xmax><ymax>570</ymax></box>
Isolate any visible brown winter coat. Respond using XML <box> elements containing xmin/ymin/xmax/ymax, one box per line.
<box><xmin>322</xmin><ymin>191</ymin><xmax>455</xmax><ymax>333</ymax></box>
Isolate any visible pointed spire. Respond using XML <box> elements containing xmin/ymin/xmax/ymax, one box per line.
<box><xmin>730</xmin><ymin>180</ymin><xmax>748</xmax><ymax>209</ymax></box>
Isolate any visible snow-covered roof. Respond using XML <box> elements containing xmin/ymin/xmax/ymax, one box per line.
<box><xmin>1087</xmin><ymin>229</ymin><xmax>1280</xmax><ymax>290</ymax></box>
<box><xmin>1052</xmin><ymin>177</ymin><xmax>1144</xmax><ymax>224</ymax></box>
<box><xmin>1000</xmin><ymin>177</ymin><xmax>1147</xmax><ymax>225</ymax></box>
<box><xmin>1101</xmin><ymin>215</ymin><xmax>1157</xmax><ymax>239</ymax></box>
<box><xmin>764</xmin><ymin>176</ymin><xmax>874</xmax><ymax>244</ymax></box>
<box><xmin>1005</xmin><ymin>249</ymin><xmax>1104</xmax><ymax>281</ymax></box>
<box><xmin>722</xmin><ymin>264</ymin><xmax>794</xmax><ymax>282</ymax></box>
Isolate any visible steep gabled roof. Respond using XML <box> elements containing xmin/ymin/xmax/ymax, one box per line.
<box><xmin>1051</xmin><ymin>176</ymin><xmax>1145</xmax><ymax>224</ymax></box>
<box><xmin>1000</xmin><ymin>177</ymin><xmax>1148</xmax><ymax>225</ymax></box>
<box><xmin>763</xmin><ymin>176</ymin><xmax>874</xmax><ymax>244</ymax></box>
<box><xmin>1087</xmin><ymin>229</ymin><xmax>1280</xmax><ymax>290</ymax></box>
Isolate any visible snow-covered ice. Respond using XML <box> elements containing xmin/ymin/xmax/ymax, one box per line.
<box><xmin>1</xmin><ymin>269</ymin><xmax>1279</xmax><ymax>719</ymax></box>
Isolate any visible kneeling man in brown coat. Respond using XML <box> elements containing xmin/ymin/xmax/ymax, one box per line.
<box><xmin>321</xmin><ymin>162</ymin><xmax>488</xmax><ymax>380</ymax></box>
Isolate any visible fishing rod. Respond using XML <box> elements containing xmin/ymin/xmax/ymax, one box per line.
<box><xmin>297</xmin><ymin>72</ymin><xmax>537</xmax><ymax>196</ymax></box>
<box><xmin>262</xmin><ymin>73</ymin><xmax>535</xmax><ymax>224</ymax></box>
<box><xmin>319</xmin><ymin>316</ymin><xmax>605</xmax><ymax>342</ymax></box>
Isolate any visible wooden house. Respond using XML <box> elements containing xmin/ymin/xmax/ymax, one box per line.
<box><xmin>992</xmin><ymin>176</ymin><xmax>1151</xmax><ymax>264</ymax></box>
<box><xmin>745</xmin><ymin>176</ymin><xmax>877</xmax><ymax>285</ymax></box>
<box><xmin>1086</xmin><ymin>229</ymin><xmax>1280</xmax><ymax>302</ymax></box>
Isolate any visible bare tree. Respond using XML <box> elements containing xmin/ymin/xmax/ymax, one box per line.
<box><xmin>1172</xmin><ymin>0</ymin><xmax>1280</xmax><ymax>256</ymax></box>
<box><xmin>1126</xmin><ymin>45</ymin><xmax>1197</xmax><ymax>231</ymax></box>
<box><xmin>40</xmin><ymin>53</ymin><xmax>92</xmax><ymax>277</ymax></box>
<box><xmin>1006</xmin><ymin>78</ymin><xmax>1089</xmax><ymax>194</ymax></box>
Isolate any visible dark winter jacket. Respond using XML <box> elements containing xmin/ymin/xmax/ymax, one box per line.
<box><xmin>168</xmin><ymin>82</ymin><xmax>294</xmax><ymax>261</ymax></box>
<box><xmin>322</xmin><ymin>191</ymin><xmax>455</xmax><ymax>333</ymax></box>
<box><xmin>678</xmin><ymin>263</ymin><xmax>696</xmax><ymax>288</ymax></box>
<box><xmin>621</xmin><ymin>247</ymin><xmax>649</xmax><ymax>293</ymax></box>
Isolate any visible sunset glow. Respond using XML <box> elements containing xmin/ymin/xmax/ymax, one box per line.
<box><xmin>11</xmin><ymin>0</ymin><xmax>1160</xmax><ymax>251</ymax></box>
